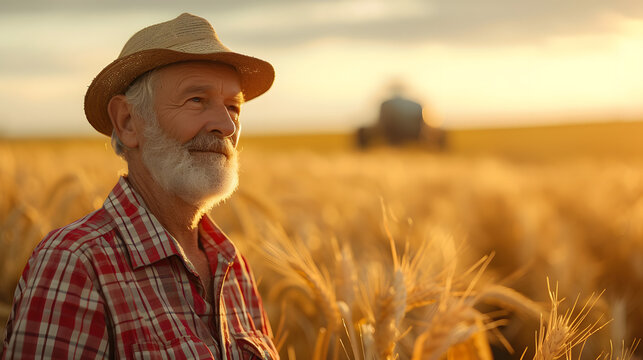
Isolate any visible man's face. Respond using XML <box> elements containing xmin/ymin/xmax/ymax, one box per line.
<box><xmin>138</xmin><ymin>61</ymin><xmax>243</xmax><ymax>208</ymax></box>
<box><xmin>152</xmin><ymin>61</ymin><xmax>243</xmax><ymax>147</ymax></box>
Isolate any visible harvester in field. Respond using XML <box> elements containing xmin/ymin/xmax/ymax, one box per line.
<box><xmin>356</xmin><ymin>95</ymin><xmax>447</xmax><ymax>150</ymax></box>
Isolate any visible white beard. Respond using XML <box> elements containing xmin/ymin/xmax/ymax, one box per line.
<box><xmin>140</xmin><ymin>117</ymin><xmax>239</xmax><ymax>213</ymax></box>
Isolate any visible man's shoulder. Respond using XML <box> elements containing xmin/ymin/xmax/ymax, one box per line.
<box><xmin>35</xmin><ymin>206</ymin><xmax>118</xmax><ymax>258</ymax></box>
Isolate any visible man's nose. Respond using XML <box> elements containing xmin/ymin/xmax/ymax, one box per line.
<box><xmin>203</xmin><ymin>104</ymin><xmax>236</xmax><ymax>138</ymax></box>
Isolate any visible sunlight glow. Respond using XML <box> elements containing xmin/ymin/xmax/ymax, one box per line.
<box><xmin>0</xmin><ymin>4</ymin><xmax>642</xmax><ymax>136</ymax></box>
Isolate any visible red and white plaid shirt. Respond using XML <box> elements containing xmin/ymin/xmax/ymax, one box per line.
<box><xmin>2</xmin><ymin>177</ymin><xmax>278</xmax><ymax>359</ymax></box>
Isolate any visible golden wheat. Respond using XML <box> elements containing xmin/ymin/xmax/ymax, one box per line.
<box><xmin>1</xmin><ymin>139</ymin><xmax>641</xmax><ymax>359</ymax></box>
<box><xmin>529</xmin><ymin>281</ymin><xmax>609</xmax><ymax>360</ymax></box>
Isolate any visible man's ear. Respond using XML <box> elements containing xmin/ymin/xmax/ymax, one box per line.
<box><xmin>107</xmin><ymin>95</ymin><xmax>140</xmax><ymax>149</ymax></box>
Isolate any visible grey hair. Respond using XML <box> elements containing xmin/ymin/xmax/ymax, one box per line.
<box><xmin>110</xmin><ymin>69</ymin><xmax>158</xmax><ymax>157</ymax></box>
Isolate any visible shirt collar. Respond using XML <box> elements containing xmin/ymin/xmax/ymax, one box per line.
<box><xmin>198</xmin><ymin>215</ymin><xmax>238</xmax><ymax>264</ymax></box>
<box><xmin>103</xmin><ymin>177</ymin><xmax>237</xmax><ymax>269</ymax></box>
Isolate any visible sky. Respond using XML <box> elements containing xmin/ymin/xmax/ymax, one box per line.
<box><xmin>1</xmin><ymin>0</ymin><xmax>643</xmax><ymax>136</ymax></box>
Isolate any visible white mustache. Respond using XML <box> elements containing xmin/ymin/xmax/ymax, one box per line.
<box><xmin>185</xmin><ymin>135</ymin><xmax>234</xmax><ymax>157</ymax></box>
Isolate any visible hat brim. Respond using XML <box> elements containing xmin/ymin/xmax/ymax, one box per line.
<box><xmin>84</xmin><ymin>49</ymin><xmax>275</xmax><ymax>136</ymax></box>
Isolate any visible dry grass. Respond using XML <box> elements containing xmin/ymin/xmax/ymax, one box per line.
<box><xmin>1</xmin><ymin>136</ymin><xmax>642</xmax><ymax>359</ymax></box>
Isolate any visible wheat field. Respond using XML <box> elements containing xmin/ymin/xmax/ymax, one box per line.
<box><xmin>1</xmin><ymin>127</ymin><xmax>642</xmax><ymax>359</ymax></box>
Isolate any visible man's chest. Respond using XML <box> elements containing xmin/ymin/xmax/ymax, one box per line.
<box><xmin>187</xmin><ymin>248</ymin><xmax>215</xmax><ymax>304</ymax></box>
<box><xmin>94</xmin><ymin>252</ymin><xmax>274</xmax><ymax>359</ymax></box>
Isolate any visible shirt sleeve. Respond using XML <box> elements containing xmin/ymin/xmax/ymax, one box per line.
<box><xmin>2</xmin><ymin>247</ymin><xmax>109</xmax><ymax>359</ymax></box>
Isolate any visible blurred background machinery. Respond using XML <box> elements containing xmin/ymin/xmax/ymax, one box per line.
<box><xmin>356</xmin><ymin>94</ymin><xmax>447</xmax><ymax>150</ymax></box>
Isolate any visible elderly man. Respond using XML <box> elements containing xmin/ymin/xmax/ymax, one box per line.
<box><xmin>2</xmin><ymin>13</ymin><xmax>278</xmax><ymax>359</ymax></box>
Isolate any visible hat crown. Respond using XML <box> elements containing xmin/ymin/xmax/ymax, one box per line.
<box><xmin>119</xmin><ymin>13</ymin><xmax>230</xmax><ymax>58</ymax></box>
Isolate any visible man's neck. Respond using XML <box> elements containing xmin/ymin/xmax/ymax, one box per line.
<box><xmin>126</xmin><ymin>166</ymin><xmax>202</xmax><ymax>253</ymax></box>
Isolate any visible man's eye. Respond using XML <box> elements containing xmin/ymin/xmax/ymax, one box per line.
<box><xmin>189</xmin><ymin>97</ymin><xmax>202</xmax><ymax>103</ymax></box>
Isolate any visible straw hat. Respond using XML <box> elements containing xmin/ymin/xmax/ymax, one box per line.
<box><xmin>84</xmin><ymin>13</ymin><xmax>275</xmax><ymax>136</ymax></box>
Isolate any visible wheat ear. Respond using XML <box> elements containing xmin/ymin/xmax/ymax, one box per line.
<box><xmin>531</xmin><ymin>279</ymin><xmax>609</xmax><ymax>360</ymax></box>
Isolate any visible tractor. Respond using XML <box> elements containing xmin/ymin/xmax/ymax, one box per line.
<box><xmin>356</xmin><ymin>95</ymin><xmax>446</xmax><ymax>150</ymax></box>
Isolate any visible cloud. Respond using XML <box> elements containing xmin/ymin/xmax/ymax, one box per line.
<box><xmin>0</xmin><ymin>0</ymin><xmax>270</xmax><ymax>14</ymax></box>
<box><xmin>223</xmin><ymin>0</ymin><xmax>643</xmax><ymax>47</ymax></box>
<box><xmin>3</xmin><ymin>0</ymin><xmax>642</xmax><ymax>47</ymax></box>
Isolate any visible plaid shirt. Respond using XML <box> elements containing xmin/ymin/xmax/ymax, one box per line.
<box><xmin>2</xmin><ymin>177</ymin><xmax>278</xmax><ymax>359</ymax></box>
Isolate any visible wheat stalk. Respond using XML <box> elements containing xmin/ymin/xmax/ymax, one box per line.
<box><xmin>263</xmin><ymin>224</ymin><xmax>341</xmax><ymax>327</ymax></box>
<box><xmin>332</xmin><ymin>236</ymin><xmax>357</xmax><ymax>308</ymax></box>
<box><xmin>260</xmin><ymin>224</ymin><xmax>341</xmax><ymax>360</ymax></box>
<box><xmin>411</xmin><ymin>299</ymin><xmax>489</xmax><ymax>360</ymax></box>
<box><xmin>530</xmin><ymin>280</ymin><xmax>609</xmax><ymax>360</ymax></box>
<box><xmin>600</xmin><ymin>338</ymin><xmax>640</xmax><ymax>360</ymax></box>
<box><xmin>478</xmin><ymin>284</ymin><xmax>543</xmax><ymax>320</ymax></box>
